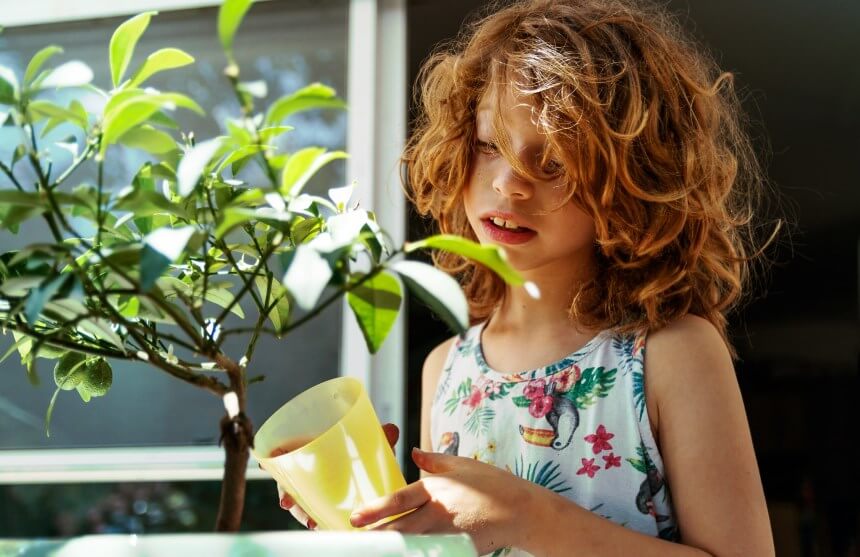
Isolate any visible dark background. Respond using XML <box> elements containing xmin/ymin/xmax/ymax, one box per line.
<box><xmin>403</xmin><ymin>1</ymin><xmax>859</xmax><ymax>556</ymax></box>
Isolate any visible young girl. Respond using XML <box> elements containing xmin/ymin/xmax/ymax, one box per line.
<box><xmin>282</xmin><ymin>0</ymin><xmax>776</xmax><ymax>554</ymax></box>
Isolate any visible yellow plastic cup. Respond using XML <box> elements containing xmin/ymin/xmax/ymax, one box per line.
<box><xmin>252</xmin><ymin>376</ymin><xmax>407</xmax><ymax>530</ymax></box>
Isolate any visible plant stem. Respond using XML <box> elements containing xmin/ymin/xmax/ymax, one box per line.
<box><xmin>213</xmin><ymin>351</ymin><xmax>252</xmax><ymax>531</ymax></box>
<box><xmin>96</xmin><ymin>149</ymin><xmax>105</xmax><ymax>248</ymax></box>
<box><xmin>50</xmin><ymin>141</ymin><xmax>94</xmax><ymax>189</ymax></box>
<box><xmin>0</xmin><ymin>161</ymin><xmax>25</xmax><ymax>191</ymax></box>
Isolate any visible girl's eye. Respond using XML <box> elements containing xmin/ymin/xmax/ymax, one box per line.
<box><xmin>476</xmin><ymin>140</ymin><xmax>498</xmax><ymax>155</ymax></box>
<box><xmin>541</xmin><ymin>159</ymin><xmax>563</xmax><ymax>177</ymax></box>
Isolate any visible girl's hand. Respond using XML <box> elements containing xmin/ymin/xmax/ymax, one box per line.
<box><xmin>275</xmin><ymin>422</ymin><xmax>401</xmax><ymax>529</ymax></box>
<box><xmin>350</xmin><ymin>447</ymin><xmax>534</xmax><ymax>554</ymax></box>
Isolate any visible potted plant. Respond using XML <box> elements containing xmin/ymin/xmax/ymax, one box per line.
<box><xmin>0</xmin><ymin>0</ymin><xmax>525</xmax><ymax>532</ymax></box>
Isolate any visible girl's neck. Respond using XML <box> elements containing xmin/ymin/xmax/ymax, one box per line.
<box><xmin>488</xmin><ymin>261</ymin><xmax>598</xmax><ymax>338</ymax></box>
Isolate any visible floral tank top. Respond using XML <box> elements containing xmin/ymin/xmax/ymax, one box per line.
<box><xmin>430</xmin><ymin>322</ymin><xmax>679</xmax><ymax>556</ymax></box>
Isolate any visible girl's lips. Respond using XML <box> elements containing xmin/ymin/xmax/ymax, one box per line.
<box><xmin>480</xmin><ymin>218</ymin><xmax>537</xmax><ymax>245</ymax></box>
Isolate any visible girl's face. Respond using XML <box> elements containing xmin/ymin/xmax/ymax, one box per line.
<box><xmin>463</xmin><ymin>86</ymin><xmax>598</xmax><ymax>278</ymax></box>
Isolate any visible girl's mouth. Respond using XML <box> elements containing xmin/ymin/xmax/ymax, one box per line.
<box><xmin>481</xmin><ymin>218</ymin><xmax>537</xmax><ymax>245</ymax></box>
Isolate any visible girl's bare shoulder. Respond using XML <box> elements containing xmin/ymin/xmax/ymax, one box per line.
<box><xmin>643</xmin><ymin>313</ymin><xmax>736</xmax><ymax>441</ymax></box>
<box><xmin>422</xmin><ymin>335</ymin><xmax>459</xmax><ymax>382</ymax></box>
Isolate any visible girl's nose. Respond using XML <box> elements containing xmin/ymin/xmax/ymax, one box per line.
<box><xmin>492</xmin><ymin>165</ymin><xmax>533</xmax><ymax>200</ymax></box>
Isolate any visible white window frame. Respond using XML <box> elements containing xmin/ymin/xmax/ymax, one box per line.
<box><xmin>0</xmin><ymin>0</ymin><xmax>407</xmax><ymax>484</ymax></box>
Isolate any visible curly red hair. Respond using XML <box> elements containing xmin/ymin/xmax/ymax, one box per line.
<box><xmin>403</xmin><ymin>0</ymin><xmax>777</xmax><ymax>353</ymax></box>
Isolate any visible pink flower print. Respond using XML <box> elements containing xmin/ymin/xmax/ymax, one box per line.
<box><xmin>553</xmin><ymin>365</ymin><xmax>581</xmax><ymax>393</ymax></box>
<box><xmin>602</xmin><ymin>452</ymin><xmax>621</xmax><ymax>469</ymax></box>
<box><xmin>483</xmin><ymin>380</ymin><xmax>501</xmax><ymax>397</ymax></box>
<box><xmin>529</xmin><ymin>395</ymin><xmax>555</xmax><ymax>418</ymax></box>
<box><xmin>584</xmin><ymin>425</ymin><xmax>615</xmax><ymax>454</ymax></box>
<box><xmin>523</xmin><ymin>378</ymin><xmax>547</xmax><ymax>400</ymax></box>
<box><xmin>463</xmin><ymin>385</ymin><xmax>485</xmax><ymax>409</ymax></box>
<box><xmin>576</xmin><ymin>458</ymin><xmax>600</xmax><ymax>478</ymax></box>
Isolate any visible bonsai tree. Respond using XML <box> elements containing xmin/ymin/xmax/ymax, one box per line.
<box><xmin>0</xmin><ymin>0</ymin><xmax>528</xmax><ymax>532</ymax></box>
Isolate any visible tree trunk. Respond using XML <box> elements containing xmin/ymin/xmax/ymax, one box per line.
<box><xmin>215</xmin><ymin>411</ymin><xmax>254</xmax><ymax>531</ymax></box>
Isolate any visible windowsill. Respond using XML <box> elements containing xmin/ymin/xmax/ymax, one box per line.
<box><xmin>0</xmin><ymin>446</ymin><xmax>269</xmax><ymax>484</ymax></box>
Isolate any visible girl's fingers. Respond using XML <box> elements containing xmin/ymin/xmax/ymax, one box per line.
<box><xmin>372</xmin><ymin>507</ymin><xmax>432</xmax><ymax>534</ymax></box>
<box><xmin>382</xmin><ymin>423</ymin><xmax>400</xmax><ymax>450</ymax></box>
<box><xmin>277</xmin><ymin>484</ymin><xmax>295</xmax><ymax>510</ymax></box>
<box><xmin>290</xmin><ymin>505</ymin><xmax>314</xmax><ymax>529</ymax></box>
<box><xmin>277</xmin><ymin>484</ymin><xmax>314</xmax><ymax>529</ymax></box>
<box><xmin>411</xmin><ymin>447</ymin><xmax>457</xmax><ymax>474</ymax></box>
<box><xmin>350</xmin><ymin>481</ymin><xmax>431</xmax><ymax>528</ymax></box>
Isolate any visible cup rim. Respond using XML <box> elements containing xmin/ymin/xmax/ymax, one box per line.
<box><xmin>252</xmin><ymin>375</ymin><xmax>363</xmax><ymax>461</ymax></box>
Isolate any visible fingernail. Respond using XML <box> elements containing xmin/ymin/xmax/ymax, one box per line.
<box><xmin>307</xmin><ymin>518</ymin><xmax>317</xmax><ymax>530</ymax></box>
<box><xmin>349</xmin><ymin>512</ymin><xmax>365</xmax><ymax>526</ymax></box>
<box><xmin>279</xmin><ymin>493</ymin><xmax>293</xmax><ymax>510</ymax></box>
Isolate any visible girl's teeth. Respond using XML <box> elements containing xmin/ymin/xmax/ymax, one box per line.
<box><xmin>491</xmin><ymin>217</ymin><xmax>522</xmax><ymax>230</ymax></box>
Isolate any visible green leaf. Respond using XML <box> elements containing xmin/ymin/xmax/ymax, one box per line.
<box><xmin>110</xmin><ymin>11</ymin><xmax>158</xmax><ymax>87</ymax></box>
<box><xmin>127</xmin><ymin>48</ymin><xmax>195</xmax><ymax>89</ymax></box>
<box><xmin>218</xmin><ymin>0</ymin><xmax>255</xmax><ymax>59</ymax></box>
<box><xmin>24</xmin><ymin>274</ymin><xmax>71</xmax><ymax>324</ymax></box>
<box><xmin>391</xmin><ymin>260</ymin><xmax>468</xmax><ymax>335</ymax></box>
<box><xmin>0</xmin><ymin>65</ymin><xmax>19</xmax><ymax>104</ymax></box>
<box><xmin>282</xmin><ymin>245</ymin><xmax>332</xmax><ymax>311</ymax></box>
<box><xmin>118</xmin><ymin>125</ymin><xmax>178</xmax><ymax>154</ymax></box>
<box><xmin>406</xmin><ymin>234</ymin><xmax>525</xmax><ymax>286</ymax></box>
<box><xmin>39</xmin><ymin>61</ymin><xmax>93</xmax><ymax>89</ymax></box>
<box><xmin>347</xmin><ymin>271</ymin><xmax>402</xmax><ymax>354</ymax></box>
<box><xmin>24</xmin><ymin>45</ymin><xmax>63</xmax><ymax>85</ymax></box>
<box><xmin>114</xmin><ymin>187</ymin><xmax>186</xmax><ymax>219</ymax></box>
<box><xmin>226</xmin><ymin>119</ymin><xmax>253</xmax><ymax>146</ymax></box>
<box><xmin>78</xmin><ymin>319</ymin><xmax>125</xmax><ymax>352</ymax></box>
<box><xmin>118</xmin><ymin>295</ymin><xmax>140</xmax><ymax>318</ymax></box>
<box><xmin>201</xmin><ymin>284</ymin><xmax>245</xmax><ymax>318</ymax></box>
<box><xmin>279</xmin><ymin>147</ymin><xmax>348</xmax><ymax>196</ymax></box>
<box><xmin>215</xmin><ymin>144</ymin><xmax>267</xmax><ymax>174</ymax></box>
<box><xmin>28</xmin><ymin>100</ymin><xmax>87</xmax><ymax>129</ymax></box>
<box><xmin>254</xmin><ymin>275</ymin><xmax>290</xmax><ymax>331</ymax></box>
<box><xmin>259</xmin><ymin>125</ymin><xmax>293</xmax><ymax>143</ymax></box>
<box><xmin>290</xmin><ymin>216</ymin><xmax>323</xmax><ymax>245</ymax></box>
<box><xmin>177</xmin><ymin>138</ymin><xmax>222</xmax><ymax>197</ymax></box>
<box><xmin>213</xmin><ymin>207</ymin><xmax>257</xmax><ymax>240</ymax></box>
<box><xmin>0</xmin><ymin>205</ymin><xmax>43</xmax><ymax>231</ymax></box>
<box><xmin>1</xmin><ymin>335</ymin><xmax>33</xmax><ymax>371</ymax></box>
<box><xmin>265</xmin><ymin>83</ymin><xmax>346</xmax><ymax>125</ymax></box>
<box><xmin>140</xmin><ymin>226</ymin><xmax>195</xmax><ymax>290</ymax></box>
<box><xmin>12</xmin><ymin>144</ymin><xmax>27</xmax><ymax>166</ymax></box>
<box><xmin>101</xmin><ymin>97</ymin><xmax>164</xmax><ymax>152</ymax></box>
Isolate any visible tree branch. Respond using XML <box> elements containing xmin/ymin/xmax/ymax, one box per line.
<box><xmin>0</xmin><ymin>161</ymin><xmax>25</xmax><ymax>192</ymax></box>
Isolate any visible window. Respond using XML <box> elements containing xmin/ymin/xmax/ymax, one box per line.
<box><xmin>0</xmin><ymin>0</ymin><xmax>349</xmax><ymax>451</ymax></box>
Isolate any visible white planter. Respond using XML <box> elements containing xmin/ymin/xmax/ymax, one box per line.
<box><xmin>0</xmin><ymin>531</ymin><xmax>477</xmax><ymax>557</ymax></box>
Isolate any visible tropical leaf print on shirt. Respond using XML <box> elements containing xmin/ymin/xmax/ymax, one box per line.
<box><xmin>567</xmin><ymin>366</ymin><xmax>617</xmax><ymax>409</ymax></box>
<box><xmin>512</xmin><ymin>455</ymin><xmax>572</xmax><ymax>495</ymax></box>
<box><xmin>465</xmin><ymin>406</ymin><xmax>495</xmax><ymax>435</ymax></box>
<box><xmin>632</xmin><ymin>370</ymin><xmax>646</xmax><ymax>421</ymax></box>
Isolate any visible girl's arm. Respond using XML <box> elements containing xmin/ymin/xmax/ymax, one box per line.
<box><xmin>418</xmin><ymin>337</ymin><xmax>456</xmax><ymax>477</ymax></box>
<box><xmin>522</xmin><ymin>314</ymin><xmax>775</xmax><ymax>557</ymax></box>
